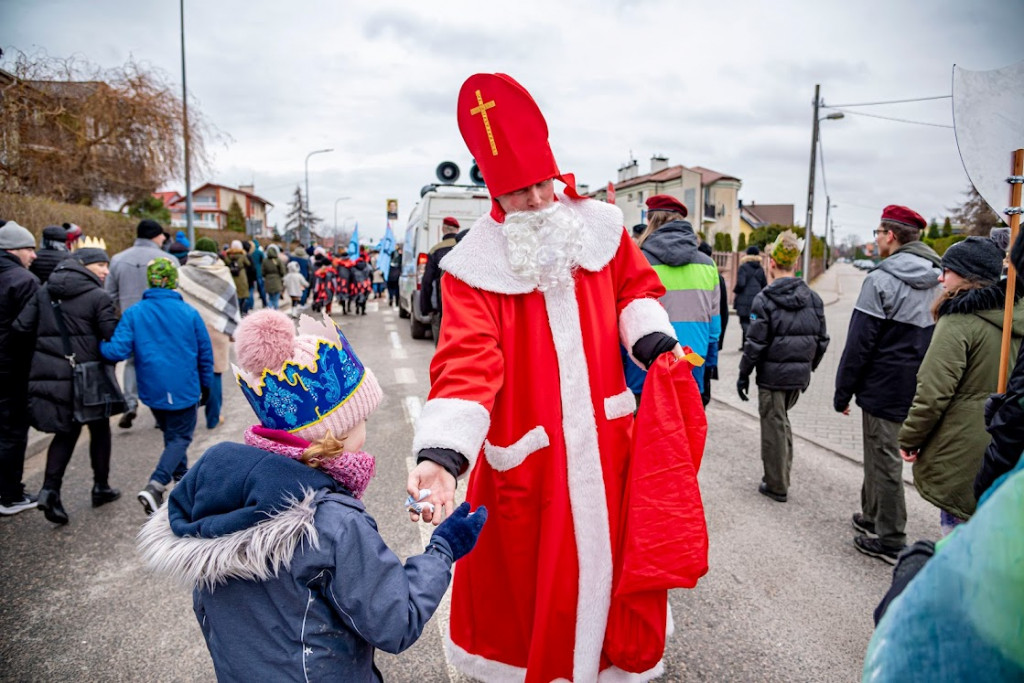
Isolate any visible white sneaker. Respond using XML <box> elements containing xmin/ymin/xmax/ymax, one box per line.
<box><xmin>0</xmin><ymin>493</ymin><xmax>39</xmax><ymax>516</ymax></box>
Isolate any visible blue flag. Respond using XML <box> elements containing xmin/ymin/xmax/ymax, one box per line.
<box><xmin>347</xmin><ymin>223</ymin><xmax>360</xmax><ymax>259</ymax></box>
<box><xmin>377</xmin><ymin>223</ymin><xmax>396</xmax><ymax>282</ymax></box>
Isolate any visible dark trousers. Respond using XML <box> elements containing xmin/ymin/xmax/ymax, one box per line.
<box><xmin>43</xmin><ymin>419</ymin><xmax>112</xmax><ymax>491</ymax></box>
<box><xmin>203</xmin><ymin>374</ymin><xmax>223</xmax><ymax>429</ymax></box>
<box><xmin>758</xmin><ymin>388</ymin><xmax>801</xmax><ymax>494</ymax></box>
<box><xmin>387</xmin><ymin>282</ymin><xmax>399</xmax><ymax>306</ymax></box>
<box><xmin>431</xmin><ymin>312</ymin><xmax>442</xmax><ymax>346</ymax></box>
<box><xmin>150</xmin><ymin>405</ymin><xmax>197</xmax><ymax>486</ymax></box>
<box><xmin>0</xmin><ymin>380</ymin><xmax>30</xmax><ymax>502</ymax></box>
<box><xmin>861</xmin><ymin>412</ymin><xmax>907</xmax><ymax>547</ymax></box>
<box><xmin>738</xmin><ymin>314</ymin><xmax>751</xmax><ymax>348</ymax></box>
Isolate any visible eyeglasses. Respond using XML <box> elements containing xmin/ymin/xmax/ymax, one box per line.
<box><xmin>873</xmin><ymin>229</ymin><xmax>890</xmax><ymax>236</ymax></box>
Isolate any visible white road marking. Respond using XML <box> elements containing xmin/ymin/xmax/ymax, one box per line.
<box><xmin>389</xmin><ymin>331</ymin><xmax>402</xmax><ymax>349</ymax></box>
<box><xmin>385</xmin><ymin>324</ymin><xmax>397</xmax><ymax>332</ymax></box>
<box><xmin>399</xmin><ymin>393</ymin><xmax>458</xmax><ymax>681</ymax></box>
<box><xmin>394</xmin><ymin>367</ymin><xmax>416</xmax><ymax>385</ymax></box>
<box><xmin>390</xmin><ymin>348</ymin><xmax>408</xmax><ymax>360</ymax></box>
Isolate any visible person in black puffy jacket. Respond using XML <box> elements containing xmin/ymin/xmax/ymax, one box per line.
<box><xmin>14</xmin><ymin>249</ymin><xmax>122</xmax><ymax>524</ymax></box>
<box><xmin>29</xmin><ymin>225</ymin><xmax>72</xmax><ymax>284</ymax></box>
<box><xmin>737</xmin><ymin>231</ymin><xmax>829</xmax><ymax>503</ymax></box>
<box><xmin>733</xmin><ymin>245</ymin><xmax>767</xmax><ymax>350</ymax></box>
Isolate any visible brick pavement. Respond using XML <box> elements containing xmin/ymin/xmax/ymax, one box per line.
<box><xmin>713</xmin><ymin>262</ymin><xmax>914</xmax><ymax>483</ymax></box>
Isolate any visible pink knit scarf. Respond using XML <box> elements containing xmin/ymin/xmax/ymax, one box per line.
<box><xmin>244</xmin><ymin>425</ymin><xmax>376</xmax><ymax>499</ymax></box>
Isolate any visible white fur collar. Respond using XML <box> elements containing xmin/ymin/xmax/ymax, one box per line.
<box><xmin>440</xmin><ymin>194</ymin><xmax>626</xmax><ymax>295</ymax></box>
<box><xmin>136</xmin><ymin>489</ymin><xmax>320</xmax><ymax>591</ymax></box>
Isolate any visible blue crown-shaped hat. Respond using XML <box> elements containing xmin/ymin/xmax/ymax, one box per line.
<box><xmin>234</xmin><ymin>315</ymin><xmax>380</xmax><ymax>437</ymax></box>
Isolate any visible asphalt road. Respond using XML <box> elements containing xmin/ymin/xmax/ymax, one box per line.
<box><xmin>0</xmin><ymin>298</ymin><xmax>941</xmax><ymax>682</ymax></box>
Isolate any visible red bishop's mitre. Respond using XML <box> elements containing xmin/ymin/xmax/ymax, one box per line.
<box><xmin>457</xmin><ymin>73</ymin><xmax>581</xmax><ymax>202</ymax></box>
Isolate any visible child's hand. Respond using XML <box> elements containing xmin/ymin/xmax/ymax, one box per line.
<box><xmin>431</xmin><ymin>502</ymin><xmax>488</xmax><ymax>561</ymax></box>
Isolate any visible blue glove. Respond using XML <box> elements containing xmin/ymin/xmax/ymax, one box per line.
<box><xmin>431</xmin><ymin>502</ymin><xmax>488</xmax><ymax>561</ymax></box>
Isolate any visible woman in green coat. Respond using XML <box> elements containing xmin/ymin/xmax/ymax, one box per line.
<box><xmin>899</xmin><ymin>234</ymin><xmax>1023</xmax><ymax>534</ymax></box>
<box><xmin>261</xmin><ymin>244</ymin><xmax>286</xmax><ymax>310</ymax></box>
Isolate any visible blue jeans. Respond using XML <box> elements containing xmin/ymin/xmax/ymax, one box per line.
<box><xmin>204</xmin><ymin>374</ymin><xmax>223</xmax><ymax>429</ymax></box>
<box><xmin>151</xmin><ymin>405</ymin><xmax>197</xmax><ymax>485</ymax></box>
<box><xmin>268</xmin><ymin>292</ymin><xmax>281</xmax><ymax>310</ymax></box>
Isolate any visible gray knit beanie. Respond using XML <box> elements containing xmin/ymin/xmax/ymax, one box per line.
<box><xmin>941</xmin><ymin>235</ymin><xmax>1006</xmax><ymax>285</ymax></box>
<box><xmin>0</xmin><ymin>221</ymin><xmax>37</xmax><ymax>250</ymax></box>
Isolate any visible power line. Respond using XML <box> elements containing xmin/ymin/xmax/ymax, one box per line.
<box><xmin>824</xmin><ymin>94</ymin><xmax>951</xmax><ymax>107</ymax></box>
<box><xmin>828</xmin><ymin>107</ymin><xmax>954</xmax><ymax>129</ymax></box>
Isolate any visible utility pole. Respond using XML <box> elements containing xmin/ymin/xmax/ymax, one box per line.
<box><xmin>802</xmin><ymin>84</ymin><xmax>820</xmax><ymax>282</ymax></box>
<box><xmin>180</xmin><ymin>0</ymin><xmax>194</xmax><ymax>247</ymax></box>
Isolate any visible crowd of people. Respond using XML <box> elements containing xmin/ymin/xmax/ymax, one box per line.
<box><xmin>1</xmin><ymin>71</ymin><xmax>1022</xmax><ymax>681</ymax></box>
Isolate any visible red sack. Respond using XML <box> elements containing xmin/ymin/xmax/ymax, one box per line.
<box><xmin>605</xmin><ymin>352</ymin><xmax>709</xmax><ymax>672</ymax></box>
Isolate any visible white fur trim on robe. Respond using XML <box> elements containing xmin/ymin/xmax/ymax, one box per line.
<box><xmin>413</xmin><ymin>397</ymin><xmax>491</xmax><ymax>474</ymax></box>
<box><xmin>445</xmin><ymin>633</ymin><xmax>666</xmax><ymax>683</ymax></box>
<box><xmin>484</xmin><ymin>426</ymin><xmax>550</xmax><ymax>472</ymax></box>
<box><xmin>619</xmin><ymin>297</ymin><xmax>675</xmax><ymax>352</ymax></box>
<box><xmin>440</xmin><ymin>194</ymin><xmax>626</xmax><ymax>295</ymax></box>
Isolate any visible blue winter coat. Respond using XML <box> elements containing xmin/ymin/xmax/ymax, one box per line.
<box><xmin>100</xmin><ymin>288</ymin><xmax>213</xmax><ymax>410</ymax></box>
<box><xmin>138</xmin><ymin>442</ymin><xmax>453</xmax><ymax>683</ymax></box>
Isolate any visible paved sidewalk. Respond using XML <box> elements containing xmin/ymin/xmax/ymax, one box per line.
<box><xmin>714</xmin><ymin>262</ymin><xmax>913</xmax><ymax>484</ymax></box>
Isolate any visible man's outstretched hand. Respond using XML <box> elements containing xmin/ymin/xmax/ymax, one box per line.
<box><xmin>407</xmin><ymin>460</ymin><xmax>456</xmax><ymax>526</ymax></box>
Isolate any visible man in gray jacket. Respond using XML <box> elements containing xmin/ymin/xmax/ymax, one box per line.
<box><xmin>106</xmin><ymin>219</ymin><xmax>176</xmax><ymax>429</ymax></box>
<box><xmin>833</xmin><ymin>205</ymin><xmax>941</xmax><ymax>564</ymax></box>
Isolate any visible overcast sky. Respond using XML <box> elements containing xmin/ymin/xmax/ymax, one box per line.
<box><xmin>4</xmin><ymin>0</ymin><xmax>1023</xmax><ymax>242</ymax></box>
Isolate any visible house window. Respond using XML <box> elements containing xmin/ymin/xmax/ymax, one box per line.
<box><xmin>627</xmin><ymin>193</ymin><xmax>633</xmax><ymax>202</ymax></box>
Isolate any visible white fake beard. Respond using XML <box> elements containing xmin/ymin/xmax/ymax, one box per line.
<box><xmin>503</xmin><ymin>202</ymin><xmax>585</xmax><ymax>291</ymax></box>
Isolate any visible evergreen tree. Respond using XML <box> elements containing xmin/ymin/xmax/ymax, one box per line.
<box><xmin>283</xmin><ymin>185</ymin><xmax>320</xmax><ymax>243</ymax></box>
<box><xmin>927</xmin><ymin>218</ymin><xmax>940</xmax><ymax>240</ymax></box>
<box><xmin>127</xmin><ymin>195</ymin><xmax>171</xmax><ymax>224</ymax></box>
<box><xmin>226</xmin><ymin>198</ymin><xmax>246</xmax><ymax>232</ymax></box>
<box><xmin>952</xmin><ymin>184</ymin><xmax>1000</xmax><ymax>236</ymax></box>
<box><xmin>737</xmin><ymin>233</ymin><xmax>747</xmax><ymax>251</ymax></box>
<box><xmin>713</xmin><ymin>232</ymin><xmax>733</xmax><ymax>252</ymax></box>
<box><xmin>942</xmin><ymin>216</ymin><xmax>953</xmax><ymax>237</ymax></box>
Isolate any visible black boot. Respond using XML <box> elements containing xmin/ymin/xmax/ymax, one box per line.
<box><xmin>38</xmin><ymin>488</ymin><xmax>69</xmax><ymax>525</ymax></box>
<box><xmin>92</xmin><ymin>484</ymin><xmax>121</xmax><ymax>507</ymax></box>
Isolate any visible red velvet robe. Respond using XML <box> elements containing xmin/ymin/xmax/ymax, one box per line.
<box><xmin>414</xmin><ymin>196</ymin><xmax>685</xmax><ymax>682</ymax></box>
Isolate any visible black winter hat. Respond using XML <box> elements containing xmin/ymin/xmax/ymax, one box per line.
<box><xmin>746</xmin><ymin>245</ymin><xmax>761</xmax><ymax>255</ymax></box>
<box><xmin>42</xmin><ymin>225</ymin><xmax>69</xmax><ymax>242</ymax></box>
<box><xmin>72</xmin><ymin>248</ymin><xmax>110</xmax><ymax>266</ymax></box>
<box><xmin>137</xmin><ymin>219</ymin><xmax>164</xmax><ymax>239</ymax></box>
<box><xmin>941</xmin><ymin>235</ymin><xmax>1005</xmax><ymax>284</ymax></box>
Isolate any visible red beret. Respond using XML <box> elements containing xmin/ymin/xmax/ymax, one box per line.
<box><xmin>645</xmin><ymin>194</ymin><xmax>688</xmax><ymax>218</ymax></box>
<box><xmin>881</xmin><ymin>205</ymin><xmax>926</xmax><ymax>231</ymax></box>
<box><xmin>442</xmin><ymin>216</ymin><xmax>460</xmax><ymax>228</ymax></box>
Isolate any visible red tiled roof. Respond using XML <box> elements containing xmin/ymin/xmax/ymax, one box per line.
<box><xmin>166</xmin><ymin>183</ymin><xmax>273</xmax><ymax>209</ymax></box>
<box><xmin>745</xmin><ymin>203</ymin><xmax>795</xmax><ymax>226</ymax></box>
<box><xmin>689</xmin><ymin>166</ymin><xmax>740</xmax><ymax>186</ymax></box>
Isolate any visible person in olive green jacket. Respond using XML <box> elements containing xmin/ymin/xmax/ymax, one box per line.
<box><xmin>261</xmin><ymin>244</ymin><xmax>286</xmax><ymax>310</ymax></box>
<box><xmin>899</xmin><ymin>233</ymin><xmax>1023</xmax><ymax>534</ymax></box>
<box><xmin>224</xmin><ymin>241</ymin><xmax>251</xmax><ymax>315</ymax></box>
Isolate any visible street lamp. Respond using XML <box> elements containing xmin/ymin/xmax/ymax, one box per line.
<box><xmin>303</xmin><ymin>148</ymin><xmax>334</xmax><ymax>246</ymax></box>
<box><xmin>803</xmin><ymin>83</ymin><xmax>844</xmax><ymax>282</ymax></box>
<box><xmin>333</xmin><ymin>196</ymin><xmax>351</xmax><ymax>236</ymax></box>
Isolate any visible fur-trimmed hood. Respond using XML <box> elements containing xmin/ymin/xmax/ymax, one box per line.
<box><xmin>137</xmin><ymin>441</ymin><xmax>351</xmax><ymax>590</ymax></box>
<box><xmin>938</xmin><ymin>277</ymin><xmax>1024</xmax><ymax>336</ymax></box>
<box><xmin>440</xmin><ymin>194</ymin><xmax>625</xmax><ymax>295</ymax></box>
<box><xmin>740</xmin><ymin>254</ymin><xmax>762</xmax><ymax>265</ymax></box>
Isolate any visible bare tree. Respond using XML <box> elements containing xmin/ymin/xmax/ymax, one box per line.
<box><xmin>0</xmin><ymin>50</ymin><xmax>219</xmax><ymax>207</ymax></box>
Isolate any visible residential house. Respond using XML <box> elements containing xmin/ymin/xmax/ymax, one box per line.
<box><xmin>160</xmin><ymin>183</ymin><xmax>274</xmax><ymax>236</ymax></box>
<box><xmin>740</xmin><ymin>201</ymin><xmax>796</xmax><ymax>241</ymax></box>
<box><xmin>591</xmin><ymin>156</ymin><xmax>742</xmax><ymax>248</ymax></box>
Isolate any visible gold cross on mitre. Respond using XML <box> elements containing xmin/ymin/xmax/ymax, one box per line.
<box><xmin>470</xmin><ymin>89</ymin><xmax>499</xmax><ymax>156</ymax></box>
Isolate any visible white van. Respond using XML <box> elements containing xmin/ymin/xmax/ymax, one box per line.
<box><xmin>398</xmin><ymin>184</ymin><xmax>491</xmax><ymax>338</ymax></box>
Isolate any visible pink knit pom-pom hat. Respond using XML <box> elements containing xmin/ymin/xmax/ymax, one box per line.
<box><xmin>233</xmin><ymin>309</ymin><xmax>383</xmax><ymax>442</ymax></box>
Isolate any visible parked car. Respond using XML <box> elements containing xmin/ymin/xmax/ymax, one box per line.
<box><xmin>853</xmin><ymin>259</ymin><xmax>877</xmax><ymax>271</ymax></box>
<box><xmin>398</xmin><ymin>183</ymin><xmax>491</xmax><ymax>339</ymax></box>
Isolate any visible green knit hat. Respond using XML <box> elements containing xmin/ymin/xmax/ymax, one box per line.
<box><xmin>194</xmin><ymin>237</ymin><xmax>219</xmax><ymax>254</ymax></box>
<box><xmin>147</xmin><ymin>257</ymin><xmax>179</xmax><ymax>289</ymax></box>
<box><xmin>768</xmin><ymin>230</ymin><xmax>804</xmax><ymax>270</ymax></box>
